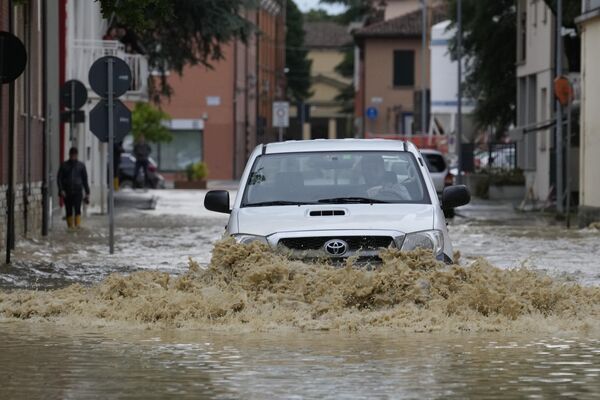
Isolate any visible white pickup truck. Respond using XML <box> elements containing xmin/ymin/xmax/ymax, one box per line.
<box><xmin>205</xmin><ymin>139</ymin><xmax>470</xmax><ymax>263</ymax></box>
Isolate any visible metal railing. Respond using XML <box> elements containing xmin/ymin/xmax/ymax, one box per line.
<box><xmin>69</xmin><ymin>39</ymin><xmax>149</xmax><ymax>99</ymax></box>
<box><xmin>475</xmin><ymin>142</ymin><xmax>518</xmax><ymax>171</ymax></box>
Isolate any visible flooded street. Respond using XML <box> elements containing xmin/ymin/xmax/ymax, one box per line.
<box><xmin>1</xmin><ymin>323</ymin><xmax>599</xmax><ymax>399</ymax></box>
<box><xmin>1</xmin><ymin>190</ymin><xmax>600</xmax><ymax>398</ymax></box>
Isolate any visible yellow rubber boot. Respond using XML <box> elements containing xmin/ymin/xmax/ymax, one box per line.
<box><xmin>66</xmin><ymin>216</ymin><xmax>74</xmax><ymax>228</ymax></box>
<box><xmin>75</xmin><ymin>215</ymin><xmax>82</xmax><ymax>228</ymax></box>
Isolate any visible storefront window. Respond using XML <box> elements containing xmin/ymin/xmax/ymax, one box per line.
<box><xmin>157</xmin><ymin>130</ymin><xmax>203</xmax><ymax>171</ymax></box>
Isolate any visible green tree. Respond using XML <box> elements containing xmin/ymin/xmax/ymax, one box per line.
<box><xmin>131</xmin><ymin>102</ymin><xmax>172</xmax><ymax>143</ymax></box>
<box><xmin>286</xmin><ymin>0</ymin><xmax>312</xmax><ymax>102</ymax></box>
<box><xmin>96</xmin><ymin>0</ymin><xmax>253</xmax><ymax>99</ymax></box>
<box><xmin>304</xmin><ymin>8</ymin><xmax>337</xmax><ymax>22</ymax></box>
<box><xmin>319</xmin><ymin>0</ymin><xmax>381</xmax><ymax>24</ymax></box>
<box><xmin>446</xmin><ymin>0</ymin><xmax>517</xmax><ymax>133</ymax></box>
<box><xmin>334</xmin><ymin>48</ymin><xmax>355</xmax><ymax>114</ymax></box>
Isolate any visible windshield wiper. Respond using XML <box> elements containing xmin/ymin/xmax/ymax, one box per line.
<box><xmin>317</xmin><ymin>197</ymin><xmax>389</xmax><ymax>204</ymax></box>
<box><xmin>244</xmin><ymin>201</ymin><xmax>316</xmax><ymax>207</ymax></box>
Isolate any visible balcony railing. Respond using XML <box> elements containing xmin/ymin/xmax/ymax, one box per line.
<box><xmin>69</xmin><ymin>39</ymin><xmax>149</xmax><ymax>100</ymax></box>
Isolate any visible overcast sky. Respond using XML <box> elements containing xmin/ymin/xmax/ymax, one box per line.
<box><xmin>295</xmin><ymin>0</ymin><xmax>347</xmax><ymax>14</ymax></box>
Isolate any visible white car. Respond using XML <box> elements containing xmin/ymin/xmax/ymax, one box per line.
<box><xmin>205</xmin><ymin>139</ymin><xmax>470</xmax><ymax>263</ymax></box>
<box><xmin>420</xmin><ymin>149</ymin><xmax>453</xmax><ymax>194</ymax></box>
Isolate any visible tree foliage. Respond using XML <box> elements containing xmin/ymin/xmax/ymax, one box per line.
<box><xmin>319</xmin><ymin>0</ymin><xmax>382</xmax><ymax>24</ymax></box>
<box><xmin>131</xmin><ymin>102</ymin><xmax>172</xmax><ymax>143</ymax></box>
<box><xmin>96</xmin><ymin>0</ymin><xmax>253</xmax><ymax>99</ymax></box>
<box><xmin>286</xmin><ymin>0</ymin><xmax>312</xmax><ymax>102</ymax></box>
<box><xmin>446</xmin><ymin>0</ymin><xmax>517</xmax><ymax>133</ymax></box>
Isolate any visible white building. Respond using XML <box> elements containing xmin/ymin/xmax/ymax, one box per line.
<box><xmin>64</xmin><ymin>1</ymin><xmax>148</xmax><ymax>209</ymax></box>
<box><xmin>576</xmin><ymin>0</ymin><xmax>600</xmax><ymax>225</ymax></box>
<box><xmin>430</xmin><ymin>20</ymin><xmax>475</xmax><ymax>163</ymax></box>
<box><xmin>512</xmin><ymin>0</ymin><xmax>556</xmax><ymax>203</ymax></box>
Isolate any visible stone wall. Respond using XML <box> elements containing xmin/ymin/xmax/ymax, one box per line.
<box><xmin>0</xmin><ymin>182</ymin><xmax>44</xmax><ymax>256</ymax></box>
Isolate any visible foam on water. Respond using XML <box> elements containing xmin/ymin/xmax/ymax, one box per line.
<box><xmin>1</xmin><ymin>239</ymin><xmax>599</xmax><ymax>333</ymax></box>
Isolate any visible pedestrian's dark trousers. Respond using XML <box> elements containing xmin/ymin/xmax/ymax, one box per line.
<box><xmin>134</xmin><ymin>159</ymin><xmax>150</xmax><ymax>187</ymax></box>
<box><xmin>64</xmin><ymin>193</ymin><xmax>83</xmax><ymax>217</ymax></box>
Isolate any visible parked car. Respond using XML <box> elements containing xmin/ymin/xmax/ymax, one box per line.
<box><xmin>118</xmin><ymin>153</ymin><xmax>165</xmax><ymax>189</ymax></box>
<box><xmin>420</xmin><ymin>149</ymin><xmax>454</xmax><ymax>195</ymax></box>
<box><xmin>204</xmin><ymin>139</ymin><xmax>470</xmax><ymax>264</ymax></box>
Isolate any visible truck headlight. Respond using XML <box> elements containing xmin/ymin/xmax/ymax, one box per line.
<box><xmin>232</xmin><ymin>234</ymin><xmax>269</xmax><ymax>245</ymax></box>
<box><xmin>401</xmin><ymin>230</ymin><xmax>444</xmax><ymax>256</ymax></box>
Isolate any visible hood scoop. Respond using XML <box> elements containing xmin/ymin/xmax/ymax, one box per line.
<box><xmin>309</xmin><ymin>210</ymin><xmax>346</xmax><ymax>217</ymax></box>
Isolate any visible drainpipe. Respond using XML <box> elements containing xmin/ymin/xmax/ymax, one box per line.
<box><xmin>42</xmin><ymin>0</ymin><xmax>49</xmax><ymax>237</ymax></box>
<box><xmin>6</xmin><ymin>0</ymin><xmax>16</xmax><ymax>262</ymax></box>
<box><xmin>23</xmin><ymin>1</ymin><xmax>32</xmax><ymax>236</ymax></box>
<box><xmin>555</xmin><ymin>0</ymin><xmax>564</xmax><ymax>213</ymax></box>
<box><xmin>421</xmin><ymin>0</ymin><xmax>427</xmax><ymax>136</ymax></box>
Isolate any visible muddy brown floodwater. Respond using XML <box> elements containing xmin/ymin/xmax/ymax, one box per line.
<box><xmin>0</xmin><ymin>191</ymin><xmax>599</xmax><ymax>398</ymax></box>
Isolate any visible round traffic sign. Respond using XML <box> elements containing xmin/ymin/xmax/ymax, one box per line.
<box><xmin>0</xmin><ymin>31</ymin><xmax>27</xmax><ymax>84</ymax></box>
<box><xmin>88</xmin><ymin>56</ymin><xmax>132</xmax><ymax>98</ymax></box>
<box><xmin>89</xmin><ymin>99</ymin><xmax>132</xmax><ymax>143</ymax></box>
<box><xmin>366</xmin><ymin>107</ymin><xmax>378</xmax><ymax>120</ymax></box>
<box><xmin>61</xmin><ymin>80</ymin><xmax>88</xmax><ymax>110</ymax></box>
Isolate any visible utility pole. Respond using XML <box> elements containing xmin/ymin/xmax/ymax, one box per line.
<box><xmin>457</xmin><ymin>0</ymin><xmax>463</xmax><ymax>184</ymax></box>
<box><xmin>555</xmin><ymin>0</ymin><xmax>564</xmax><ymax>213</ymax></box>
<box><xmin>421</xmin><ymin>0</ymin><xmax>427</xmax><ymax>136</ymax></box>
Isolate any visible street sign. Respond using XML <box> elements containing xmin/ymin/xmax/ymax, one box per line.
<box><xmin>88</xmin><ymin>56</ymin><xmax>132</xmax><ymax>98</ymax></box>
<box><xmin>89</xmin><ymin>99</ymin><xmax>132</xmax><ymax>143</ymax></box>
<box><xmin>0</xmin><ymin>31</ymin><xmax>27</xmax><ymax>84</ymax></box>
<box><xmin>366</xmin><ymin>107</ymin><xmax>378</xmax><ymax>120</ymax></box>
<box><xmin>61</xmin><ymin>79</ymin><xmax>88</xmax><ymax>110</ymax></box>
<box><xmin>273</xmin><ymin>101</ymin><xmax>290</xmax><ymax>128</ymax></box>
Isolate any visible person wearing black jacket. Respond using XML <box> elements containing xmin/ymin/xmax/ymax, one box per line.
<box><xmin>57</xmin><ymin>147</ymin><xmax>90</xmax><ymax>228</ymax></box>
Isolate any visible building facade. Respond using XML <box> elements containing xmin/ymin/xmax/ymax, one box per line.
<box><xmin>158</xmin><ymin>1</ymin><xmax>286</xmax><ymax>180</ymax></box>
<box><xmin>294</xmin><ymin>21</ymin><xmax>353</xmax><ymax>140</ymax></box>
<box><xmin>577</xmin><ymin>0</ymin><xmax>600</xmax><ymax>225</ymax></box>
<box><xmin>1</xmin><ymin>0</ymin><xmax>60</xmax><ymax>261</ymax></box>
<box><xmin>512</xmin><ymin>0</ymin><xmax>557</xmax><ymax>203</ymax></box>
<box><xmin>62</xmin><ymin>0</ymin><xmax>149</xmax><ymax>210</ymax></box>
<box><xmin>354</xmin><ymin>4</ymin><xmax>446</xmax><ymax>138</ymax></box>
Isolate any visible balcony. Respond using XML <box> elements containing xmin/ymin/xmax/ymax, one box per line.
<box><xmin>69</xmin><ymin>39</ymin><xmax>149</xmax><ymax>101</ymax></box>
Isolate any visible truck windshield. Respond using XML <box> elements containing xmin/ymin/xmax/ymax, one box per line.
<box><xmin>241</xmin><ymin>151</ymin><xmax>431</xmax><ymax>207</ymax></box>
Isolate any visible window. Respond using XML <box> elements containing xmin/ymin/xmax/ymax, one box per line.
<box><xmin>156</xmin><ymin>130</ymin><xmax>203</xmax><ymax>171</ymax></box>
<box><xmin>393</xmin><ymin>50</ymin><xmax>414</xmax><ymax>87</ymax></box>
<box><xmin>242</xmin><ymin>151</ymin><xmax>431</xmax><ymax>206</ymax></box>
<box><xmin>423</xmin><ymin>153</ymin><xmax>447</xmax><ymax>173</ymax></box>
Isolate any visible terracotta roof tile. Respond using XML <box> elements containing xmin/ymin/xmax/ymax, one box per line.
<box><xmin>354</xmin><ymin>6</ymin><xmax>448</xmax><ymax>38</ymax></box>
<box><xmin>304</xmin><ymin>21</ymin><xmax>353</xmax><ymax>48</ymax></box>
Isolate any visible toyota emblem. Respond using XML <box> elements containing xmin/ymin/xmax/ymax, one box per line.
<box><xmin>324</xmin><ymin>239</ymin><xmax>349</xmax><ymax>256</ymax></box>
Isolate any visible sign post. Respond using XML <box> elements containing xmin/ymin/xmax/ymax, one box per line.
<box><xmin>1</xmin><ymin>31</ymin><xmax>28</xmax><ymax>265</ymax></box>
<box><xmin>273</xmin><ymin>101</ymin><xmax>289</xmax><ymax>141</ymax></box>
<box><xmin>554</xmin><ymin>75</ymin><xmax>574</xmax><ymax>227</ymax></box>
<box><xmin>89</xmin><ymin>56</ymin><xmax>132</xmax><ymax>254</ymax></box>
<box><xmin>60</xmin><ymin>79</ymin><xmax>87</xmax><ymax>145</ymax></box>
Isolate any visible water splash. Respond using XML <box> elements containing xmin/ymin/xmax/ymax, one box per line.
<box><xmin>1</xmin><ymin>239</ymin><xmax>599</xmax><ymax>333</ymax></box>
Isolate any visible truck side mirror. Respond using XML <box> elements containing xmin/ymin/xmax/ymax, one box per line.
<box><xmin>442</xmin><ymin>185</ymin><xmax>471</xmax><ymax>210</ymax></box>
<box><xmin>204</xmin><ymin>190</ymin><xmax>231</xmax><ymax>214</ymax></box>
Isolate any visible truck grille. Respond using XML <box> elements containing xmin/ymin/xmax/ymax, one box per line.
<box><xmin>278</xmin><ymin>236</ymin><xmax>394</xmax><ymax>251</ymax></box>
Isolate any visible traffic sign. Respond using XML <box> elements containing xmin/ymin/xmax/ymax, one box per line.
<box><xmin>273</xmin><ymin>101</ymin><xmax>290</xmax><ymax>128</ymax></box>
<box><xmin>0</xmin><ymin>31</ymin><xmax>27</xmax><ymax>84</ymax></box>
<box><xmin>61</xmin><ymin>80</ymin><xmax>88</xmax><ymax>110</ymax></box>
<box><xmin>88</xmin><ymin>56</ymin><xmax>132</xmax><ymax>98</ymax></box>
<box><xmin>89</xmin><ymin>99</ymin><xmax>131</xmax><ymax>143</ymax></box>
<box><xmin>366</xmin><ymin>107</ymin><xmax>378</xmax><ymax>120</ymax></box>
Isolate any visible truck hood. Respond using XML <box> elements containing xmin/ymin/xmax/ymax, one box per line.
<box><xmin>235</xmin><ymin>204</ymin><xmax>435</xmax><ymax>236</ymax></box>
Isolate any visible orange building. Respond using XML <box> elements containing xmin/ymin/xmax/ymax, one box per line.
<box><xmin>157</xmin><ymin>1</ymin><xmax>286</xmax><ymax>180</ymax></box>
